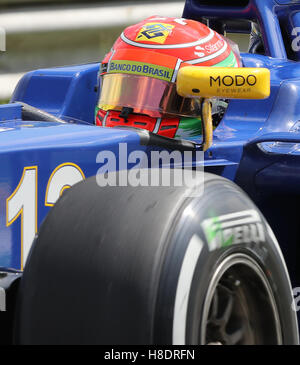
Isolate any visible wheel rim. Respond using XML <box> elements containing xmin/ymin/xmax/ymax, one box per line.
<box><xmin>201</xmin><ymin>254</ymin><xmax>282</xmax><ymax>345</ymax></box>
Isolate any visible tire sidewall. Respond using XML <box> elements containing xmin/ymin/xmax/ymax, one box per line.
<box><xmin>154</xmin><ymin>179</ymin><xmax>298</xmax><ymax>345</ymax></box>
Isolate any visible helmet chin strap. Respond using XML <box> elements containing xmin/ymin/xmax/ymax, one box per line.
<box><xmin>119</xmin><ymin>107</ymin><xmax>134</xmax><ymax>123</ymax></box>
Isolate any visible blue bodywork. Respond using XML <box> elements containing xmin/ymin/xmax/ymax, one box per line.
<box><xmin>1</xmin><ymin>0</ymin><xmax>300</xmax><ymax>290</ymax></box>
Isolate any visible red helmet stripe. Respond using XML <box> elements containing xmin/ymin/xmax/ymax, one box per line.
<box><xmin>120</xmin><ymin>28</ymin><xmax>215</xmax><ymax>49</ymax></box>
<box><xmin>109</xmin><ymin>48</ymin><xmax>179</xmax><ymax>70</ymax></box>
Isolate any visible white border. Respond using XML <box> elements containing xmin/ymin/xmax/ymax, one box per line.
<box><xmin>187</xmin><ymin>41</ymin><xmax>228</xmax><ymax>64</ymax></box>
<box><xmin>172</xmin><ymin>234</ymin><xmax>204</xmax><ymax>345</ymax></box>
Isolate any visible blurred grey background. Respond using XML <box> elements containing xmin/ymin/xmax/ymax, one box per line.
<box><xmin>0</xmin><ymin>0</ymin><xmax>185</xmax><ymax>99</ymax></box>
<box><xmin>0</xmin><ymin>0</ymin><xmax>249</xmax><ymax>100</ymax></box>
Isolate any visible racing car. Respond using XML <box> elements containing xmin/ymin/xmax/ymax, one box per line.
<box><xmin>0</xmin><ymin>0</ymin><xmax>300</xmax><ymax>345</ymax></box>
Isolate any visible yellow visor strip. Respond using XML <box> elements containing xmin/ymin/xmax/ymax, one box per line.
<box><xmin>108</xmin><ymin>60</ymin><xmax>174</xmax><ymax>82</ymax></box>
<box><xmin>177</xmin><ymin>67</ymin><xmax>271</xmax><ymax>99</ymax></box>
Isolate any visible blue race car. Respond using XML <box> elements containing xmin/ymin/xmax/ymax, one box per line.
<box><xmin>1</xmin><ymin>0</ymin><xmax>300</xmax><ymax>345</ymax></box>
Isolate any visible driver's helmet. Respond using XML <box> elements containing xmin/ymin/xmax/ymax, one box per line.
<box><xmin>96</xmin><ymin>16</ymin><xmax>242</xmax><ymax>139</ymax></box>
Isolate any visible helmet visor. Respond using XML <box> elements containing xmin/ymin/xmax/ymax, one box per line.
<box><xmin>98</xmin><ymin>73</ymin><xmax>202</xmax><ymax>118</ymax></box>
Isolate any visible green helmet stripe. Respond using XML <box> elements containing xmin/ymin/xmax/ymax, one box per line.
<box><xmin>212</xmin><ymin>51</ymin><xmax>238</xmax><ymax>68</ymax></box>
<box><xmin>175</xmin><ymin>117</ymin><xmax>203</xmax><ymax>139</ymax></box>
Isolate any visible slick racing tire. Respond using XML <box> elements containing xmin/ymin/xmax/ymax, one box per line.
<box><xmin>15</xmin><ymin>171</ymin><xmax>298</xmax><ymax>345</ymax></box>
